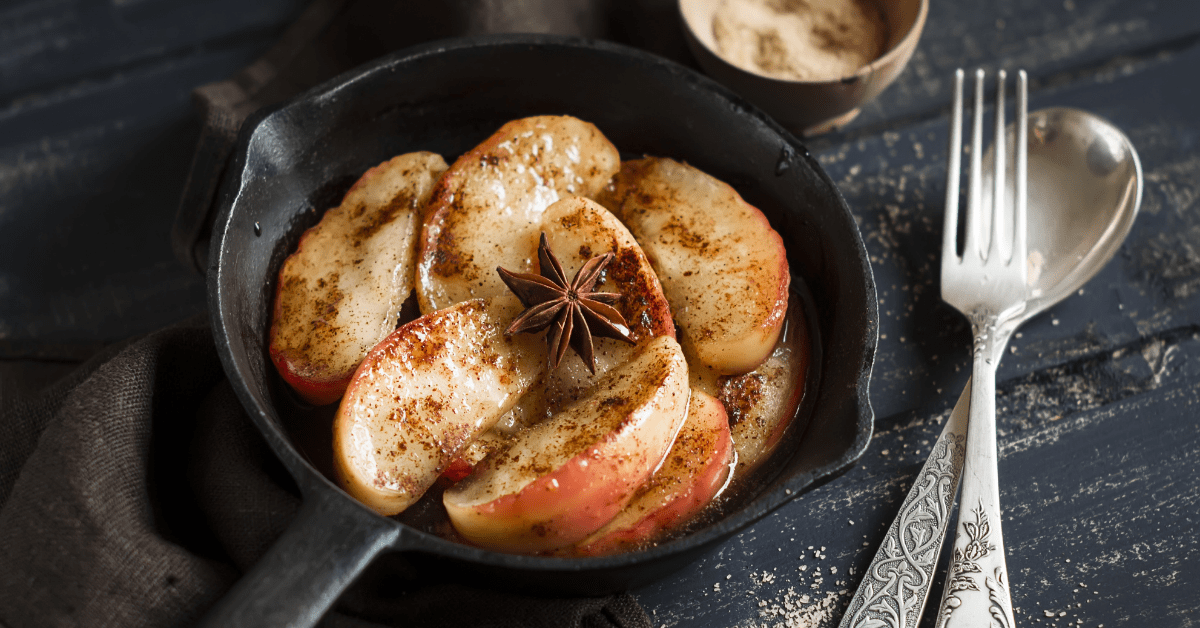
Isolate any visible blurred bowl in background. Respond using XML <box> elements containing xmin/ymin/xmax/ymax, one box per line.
<box><xmin>679</xmin><ymin>0</ymin><xmax>928</xmax><ymax>134</ymax></box>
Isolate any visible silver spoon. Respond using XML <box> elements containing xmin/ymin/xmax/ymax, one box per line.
<box><xmin>839</xmin><ymin>107</ymin><xmax>1142</xmax><ymax>628</ymax></box>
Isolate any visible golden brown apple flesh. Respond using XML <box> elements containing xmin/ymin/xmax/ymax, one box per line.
<box><xmin>442</xmin><ymin>335</ymin><xmax>690</xmax><ymax>554</ymax></box>
<box><xmin>503</xmin><ymin>196</ymin><xmax>676</xmax><ymax>424</ymax></box>
<box><xmin>718</xmin><ymin>293</ymin><xmax>811</xmax><ymax>474</ymax></box>
<box><xmin>416</xmin><ymin>115</ymin><xmax>620</xmax><ymax>314</ymax></box>
<box><xmin>270</xmin><ymin>152</ymin><xmax>448</xmax><ymax>405</ymax></box>
<box><xmin>597</xmin><ymin>157</ymin><xmax>790</xmax><ymax>375</ymax></box>
<box><xmin>332</xmin><ymin>297</ymin><xmax>546</xmax><ymax>516</ymax></box>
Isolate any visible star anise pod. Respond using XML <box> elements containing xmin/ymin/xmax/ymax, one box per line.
<box><xmin>497</xmin><ymin>232</ymin><xmax>635</xmax><ymax>373</ymax></box>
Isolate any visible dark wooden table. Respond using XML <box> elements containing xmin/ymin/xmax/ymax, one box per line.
<box><xmin>3</xmin><ymin>1</ymin><xmax>1198</xmax><ymax>626</ymax></box>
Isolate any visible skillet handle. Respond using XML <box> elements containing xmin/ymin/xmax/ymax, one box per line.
<box><xmin>197</xmin><ymin>488</ymin><xmax>400</xmax><ymax>627</ymax></box>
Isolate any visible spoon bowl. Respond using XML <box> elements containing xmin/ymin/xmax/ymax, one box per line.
<box><xmin>983</xmin><ymin>107</ymin><xmax>1143</xmax><ymax>318</ymax></box>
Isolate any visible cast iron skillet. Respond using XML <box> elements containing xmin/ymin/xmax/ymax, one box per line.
<box><xmin>202</xmin><ymin>34</ymin><xmax>878</xmax><ymax>627</ymax></box>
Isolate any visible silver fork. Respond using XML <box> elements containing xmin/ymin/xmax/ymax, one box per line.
<box><xmin>933</xmin><ymin>68</ymin><xmax>1027</xmax><ymax>628</ymax></box>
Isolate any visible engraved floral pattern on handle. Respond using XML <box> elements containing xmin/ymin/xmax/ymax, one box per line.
<box><xmin>946</xmin><ymin>503</ymin><xmax>994</xmax><ymax>594</ymax></box>
<box><xmin>936</xmin><ymin>501</ymin><xmax>1013</xmax><ymax>628</ymax></box>
<box><xmin>841</xmin><ymin>431</ymin><xmax>966</xmax><ymax>628</ymax></box>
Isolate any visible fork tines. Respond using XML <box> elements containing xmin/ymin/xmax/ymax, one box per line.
<box><xmin>943</xmin><ymin>68</ymin><xmax>1028</xmax><ymax>268</ymax></box>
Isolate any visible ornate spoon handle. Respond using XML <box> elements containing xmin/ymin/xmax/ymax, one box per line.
<box><xmin>839</xmin><ymin>387</ymin><xmax>968</xmax><ymax>628</ymax></box>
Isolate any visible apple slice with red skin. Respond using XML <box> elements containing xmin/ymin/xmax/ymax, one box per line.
<box><xmin>441</xmin><ymin>458</ymin><xmax>475</xmax><ymax>484</ymax></box>
<box><xmin>332</xmin><ymin>297</ymin><xmax>546</xmax><ymax>516</ymax></box>
<box><xmin>443</xmin><ymin>335</ymin><xmax>690</xmax><ymax>554</ymax></box>
<box><xmin>571</xmin><ymin>389</ymin><xmax>733</xmax><ymax>556</ymax></box>
<box><xmin>436</xmin><ymin>196</ymin><xmax>676</xmax><ymax>483</ymax></box>
<box><xmin>596</xmin><ymin>157</ymin><xmax>790</xmax><ymax>375</ymax></box>
<box><xmin>510</xmin><ymin>196</ymin><xmax>677</xmax><ymax>421</ymax></box>
<box><xmin>541</xmin><ymin>196</ymin><xmax>675</xmax><ymax>370</ymax></box>
<box><xmin>416</xmin><ymin>115</ymin><xmax>620</xmax><ymax>315</ymax></box>
<box><xmin>442</xmin><ymin>428</ymin><xmax>518</xmax><ymax>483</ymax></box>
<box><xmin>270</xmin><ymin>151</ymin><xmax>448</xmax><ymax>405</ymax></box>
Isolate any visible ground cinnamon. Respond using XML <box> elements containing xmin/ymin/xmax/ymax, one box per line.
<box><xmin>712</xmin><ymin>0</ymin><xmax>888</xmax><ymax>81</ymax></box>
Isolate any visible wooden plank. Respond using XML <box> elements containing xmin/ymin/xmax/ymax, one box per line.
<box><xmin>835</xmin><ymin>0</ymin><xmax>1200</xmax><ymax>133</ymax></box>
<box><xmin>0</xmin><ymin>0</ymin><xmax>302</xmax><ymax>356</ymax></box>
<box><xmin>0</xmin><ymin>0</ymin><xmax>306</xmax><ymax>101</ymax></box>
<box><xmin>0</xmin><ymin>42</ymin><xmax>285</xmax><ymax>355</ymax></box>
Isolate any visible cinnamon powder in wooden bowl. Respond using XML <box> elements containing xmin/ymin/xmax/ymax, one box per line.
<box><xmin>711</xmin><ymin>0</ymin><xmax>888</xmax><ymax>82</ymax></box>
<box><xmin>679</xmin><ymin>0</ymin><xmax>927</xmax><ymax>134</ymax></box>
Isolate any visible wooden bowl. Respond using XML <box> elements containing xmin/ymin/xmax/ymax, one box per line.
<box><xmin>679</xmin><ymin>0</ymin><xmax>928</xmax><ymax>134</ymax></box>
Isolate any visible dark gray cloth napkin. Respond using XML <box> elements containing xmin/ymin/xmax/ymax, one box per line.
<box><xmin>0</xmin><ymin>318</ymin><xmax>652</xmax><ymax>627</ymax></box>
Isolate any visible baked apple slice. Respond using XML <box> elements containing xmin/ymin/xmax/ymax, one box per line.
<box><xmin>533</xmin><ymin>196</ymin><xmax>676</xmax><ymax>414</ymax></box>
<box><xmin>458</xmin><ymin>196</ymin><xmax>677</xmax><ymax>443</ymax></box>
<box><xmin>332</xmin><ymin>297</ymin><xmax>546</xmax><ymax>516</ymax></box>
<box><xmin>597</xmin><ymin>157</ymin><xmax>790</xmax><ymax>375</ymax></box>
<box><xmin>443</xmin><ymin>335</ymin><xmax>690</xmax><ymax>554</ymax></box>
<box><xmin>416</xmin><ymin>115</ymin><xmax>620</xmax><ymax>314</ymax></box>
<box><xmin>572</xmin><ymin>389</ymin><xmax>733</xmax><ymax>556</ymax></box>
<box><xmin>270</xmin><ymin>151</ymin><xmax>448</xmax><ymax>405</ymax></box>
<box><xmin>717</xmin><ymin>293</ymin><xmax>811</xmax><ymax>474</ymax></box>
